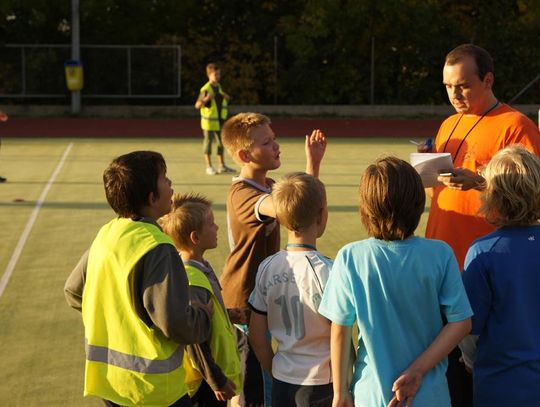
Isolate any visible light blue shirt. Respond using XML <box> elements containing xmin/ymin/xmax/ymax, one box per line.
<box><xmin>319</xmin><ymin>237</ymin><xmax>472</xmax><ymax>407</ymax></box>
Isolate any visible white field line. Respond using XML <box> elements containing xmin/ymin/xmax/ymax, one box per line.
<box><xmin>0</xmin><ymin>142</ymin><xmax>74</xmax><ymax>298</ymax></box>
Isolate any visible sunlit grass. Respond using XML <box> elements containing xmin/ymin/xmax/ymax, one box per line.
<box><xmin>0</xmin><ymin>137</ymin><xmax>428</xmax><ymax>405</ymax></box>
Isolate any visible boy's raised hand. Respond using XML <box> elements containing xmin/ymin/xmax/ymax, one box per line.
<box><xmin>305</xmin><ymin>129</ymin><xmax>327</xmax><ymax>178</ymax></box>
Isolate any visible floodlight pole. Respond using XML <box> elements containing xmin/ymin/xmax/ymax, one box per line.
<box><xmin>71</xmin><ymin>0</ymin><xmax>81</xmax><ymax>114</ymax></box>
<box><xmin>370</xmin><ymin>36</ymin><xmax>375</xmax><ymax>105</ymax></box>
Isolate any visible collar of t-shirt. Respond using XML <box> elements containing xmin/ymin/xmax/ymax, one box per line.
<box><xmin>184</xmin><ymin>258</ymin><xmax>225</xmax><ymax>308</ymax></box>
<box><xmin>232</xmin><ymin>176</ymin><xmax>272</xmax><ymax>193</ymax></box>
<box><xmin>184</xmin><ymin>258</ymin><xmax>211</xmax><ymax>274</ymax></box>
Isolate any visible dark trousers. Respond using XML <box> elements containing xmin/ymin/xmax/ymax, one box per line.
<box><xmin>447</xmin><ymin>346</ymin><xmax>473</xmax><ymax>407</ymax></box>
<box><xmin>103</xmin><ymin>393</ymin><xmax>192</xmax><ymax>407</ymax></box>
<box><xmin>192</xmin><ymin>380</ymin><xmax>226</xmax><ymax>407</ymax></box>
<box><xmin>244</xmin><ymin>342</ymin><xmax>265</xmax><ymax>407</ymax></box>
<box><xmin>271</xmin><ymin>378</ymin><xmax>333</xmax><ymax>407</ymax></box>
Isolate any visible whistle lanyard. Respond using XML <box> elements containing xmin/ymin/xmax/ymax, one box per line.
<box><xmin>286</xmin><ymin>243</ymin><xmax>317</xmax><ymax>251</ymax></box>
<box><xmin>442</xmin><ymin>100</ymin><xmax>500</xmax><ymax>163</ymax></box>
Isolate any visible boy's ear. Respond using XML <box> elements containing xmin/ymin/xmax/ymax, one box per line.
<box><xmin>189</xmin><ymin>230</ymin><xmax>200</xmax><ymax>245</ymax></box>
<box><xmin>316</xmin><ymin>207</ymin><xmax>323</xmax><ymax>223</ymax></box>
<box><xmin>147</xmin><ymin>191</ymin><xmax>157</xmax><ymax>206</ymax></box>
<box><xmin>237</xmin><ymin>149</ymin><xmax>251</xmax><ymax>164</ymax></box>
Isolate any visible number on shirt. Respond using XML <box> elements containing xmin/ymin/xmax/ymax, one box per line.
<box><xmin>274</xmin><ymin>295</ymin><xmax>305</xmax><ymax>340</ymax></box>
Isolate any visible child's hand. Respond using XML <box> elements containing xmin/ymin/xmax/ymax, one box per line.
<box><xmin>305</xmin><ymin>129</ymin><xmax>327</xmax><ymax>177</ymax></box>
<box><xmin>332</xmin><ymin>391</ymin><xmax>354</xmax><ymax>407</ymax></box>
<box><xmin>0</xmin><ymin>110</ymin><xmax>8</xmax><ymax>122</ymax></box>
<box><xmin>306</xmin><ymin>129</ymin><xmax>327</xmax><ymax>162</ymax></box>
<box><xmin>214</xmin><ymin>379</ymin><xmax>236</xmax><ymax>401</ymax></box>
<box><xmin>227</xmin><ymin>307</ymin><xmax>248</xmax><ymax>324</ymax></box>
<box><xmin>387</xmin><ymin>369</ymin><xmax>423</xmax><ymax>407</ymax></box>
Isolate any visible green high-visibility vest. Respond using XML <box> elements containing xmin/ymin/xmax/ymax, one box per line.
<box><xmin>199</xmin><ymin>81</ymin><xmax>228</xmax><ymax>131</ymax></box>
<box><xmin>183</xmin><ymin>264</ymin><xmax>243</xmax><ymax>397</ymax></box>
<box><xmin>82</xmin><ymin>218</ymin><xmax>188</xmax><ymax>406</ymax></box>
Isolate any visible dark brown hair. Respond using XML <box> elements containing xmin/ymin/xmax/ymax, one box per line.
<box><xmin>359</xmin><ymin>156</ymin><xmax>425</xmax><ymax>241</ymax></box>
<box><xmin>103</xmin><ymin>151</ymin><xmax>166</xmax><ymax>218</ymax></box>
<box><xmin>445</xmin><ymin>44</ymin><xmax>494</xmax><ymax>80</ymax></box>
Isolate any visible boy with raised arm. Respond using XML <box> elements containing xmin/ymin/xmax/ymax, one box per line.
<box><xmin>219</xmin><ymin>112</ymin><xmax>326</xmax><ymax>406</ymax></box>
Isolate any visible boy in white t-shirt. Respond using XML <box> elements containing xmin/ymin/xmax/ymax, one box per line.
<box><xmin>248</xmin><ymin>172</ymin><xmax>332</xmax><ymax>407</ymax></box>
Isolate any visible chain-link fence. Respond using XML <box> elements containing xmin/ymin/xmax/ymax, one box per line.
<box><xmin>0</xmin><ymin>44</ymin><xmax>181</xmax><ymax>99</ymax></box>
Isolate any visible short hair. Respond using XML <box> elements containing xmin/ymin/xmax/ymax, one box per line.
<box><xmin>359</xmin><ymin>156</ymin><xmax>425</xmax><ymax>241</ymax></box>
<box><xmin>158</xmin><ymin>192</ymin><xmax>212</xmax><ymax>251</ymax></box>
<box><xmin>206</xmin><ymin>63</ymin><xmax>219</xmax><ymax>76</ymax></box>
<box><xmin>103</xmin><ymin>151</ymin><xmax>166</xmax><ymax>218</ymax></box>
<box><xmin>445</xmin><ymin>44</ymin><xmax>494</xmax><ymax>80</ymax></box>
<box><xmin>479</xmin><ymin>145</ymin><xmax>540</xmax><ymax>227</ymax></box>
<box><xmin>222</xmin><ymin>112</ymin><xmax>271</xmax><ymax>156</ymax></box>
<box><xmin>272</xmin><ymin>172</ymin><xmax>326</xmax><ymax>232</ymax></box>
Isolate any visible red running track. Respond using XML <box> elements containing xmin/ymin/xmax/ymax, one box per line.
<box><xmin>0</xmin><ymin>117</ymin><xmax>442</xmax><ymax>138</ymax></box>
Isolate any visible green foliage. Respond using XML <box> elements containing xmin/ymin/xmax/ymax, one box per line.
<box><xmin>0</xmin><ymin>0</ymin><xmax>538</xmax><ymax>104</ymax></box>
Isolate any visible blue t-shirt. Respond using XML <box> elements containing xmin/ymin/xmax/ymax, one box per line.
<box><xmin>319</xmin><ymin>237</ymin><xmax>472</xmax><ymax>407</ymax></box>
<box><xmin>463</xmin><ymin>225</ymin><xmax>540</xmax><ymax>406</ymax></box>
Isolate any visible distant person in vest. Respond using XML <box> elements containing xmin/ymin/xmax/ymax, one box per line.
<box><xmin>420</xmin><ymin>44</ymin><xmax>540</xmax><ymax>407</ymax></box>
<box><xmin>195</xmin><ymin>63</ymin><xmax>236</xmax><ymax>175</ymax></box>
<box><xmin>0</xmin><ymin>109</ymin><xmax>8</xmax><ymax>183</ymax></box>
<box><xmin>64</xmin><ymin>151</ymin><xmax>212</xmax><ymax>406</ymax></box>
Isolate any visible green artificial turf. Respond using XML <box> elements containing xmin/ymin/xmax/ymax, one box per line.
<box><xmin>0</xmin><ymin>137</ymin><xmax>430</xmax><ymax>405</ymax></box>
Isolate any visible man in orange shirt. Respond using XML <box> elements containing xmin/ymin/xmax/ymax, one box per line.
<box><xmin>424</xmin><ymin>44</ymin><xmax>540</xmax><ymax>407</ymax></box>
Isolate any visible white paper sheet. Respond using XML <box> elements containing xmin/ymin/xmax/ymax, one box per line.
<box><xmin>410</xmin><ymin>152</ymin><xmax>454</xmax><ymax>188</ymax></box>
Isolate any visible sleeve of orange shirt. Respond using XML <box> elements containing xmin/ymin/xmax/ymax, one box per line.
<box><xmin>502</xmin><ymin>113</ymin><xmax>540</xmax><ymax>155</ymax></box>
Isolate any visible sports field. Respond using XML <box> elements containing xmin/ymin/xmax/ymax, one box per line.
<box><xmin>0</xmin><ymin>137</ymin><xmax>431</xmax><ymax>405</ymax></box>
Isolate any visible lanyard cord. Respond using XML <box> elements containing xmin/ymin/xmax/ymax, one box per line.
<box><xmin>286</xmin><ymin>243</ymin><xmax>317</xmax><ymax>251</ymax></box>
<box><xmin>442</xmin><ymin>100</ymin><xmax>500</xmax><ymax>163</ymax></box>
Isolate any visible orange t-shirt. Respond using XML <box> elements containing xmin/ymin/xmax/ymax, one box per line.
<box><xmin>425</xmin><ymin>103</ymin><xmax>540</xmax><ymax>269</ymax></box>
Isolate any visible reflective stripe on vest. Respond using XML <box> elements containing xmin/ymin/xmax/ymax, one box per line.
<box><xmin>86</xmin><ymin>341</ymin><xmax>182</xmax><ymax>374</ymax></box>
<box><xmin>83</xmin><ymin>218</ymin><xmax>188</xmax><ymax>405</ymax></box>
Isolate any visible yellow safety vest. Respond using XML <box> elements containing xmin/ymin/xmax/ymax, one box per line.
<box><xmin>82</xmin><ymin>218</ymin><xmax>188</xmax><ymax>406</ymax></box>
<box><xmin>199</xmin><ymin>81</ymin><xmax>228</xmax><ymax>131</ymax></box>
<box><xmin>183</xmin><ymin>264</ymin><xmax>243</xmax><ymax>397</ymax></box>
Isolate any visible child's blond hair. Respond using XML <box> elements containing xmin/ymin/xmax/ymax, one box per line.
<box><xmin>158</xmin><ymin>192</ymin><xmax>212</xmax><ymax>251</ymax></box>
<box><xmin>272</xmin><ymin>172</ymin><xmax>326</xmax><ymax>232</ymax></box>
<box><xmin>222</xmin><ymin>112</ymin><xmax>271</xmax><ymax>158</ymax></box>
<box><xmin>480</xmin><ymin>145</ymin><xmax>540</xmax><ymax>227</ymax></box>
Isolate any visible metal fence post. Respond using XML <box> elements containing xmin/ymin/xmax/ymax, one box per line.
<box><xmin>370</xmin><ymin>36</ymin><xmax>375</xmax><ymax>105</ymax></box>
<box><xmin>71</xmin><ymin>0</ymin><xmax>81</xmax><ymax>114</ymax></box>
